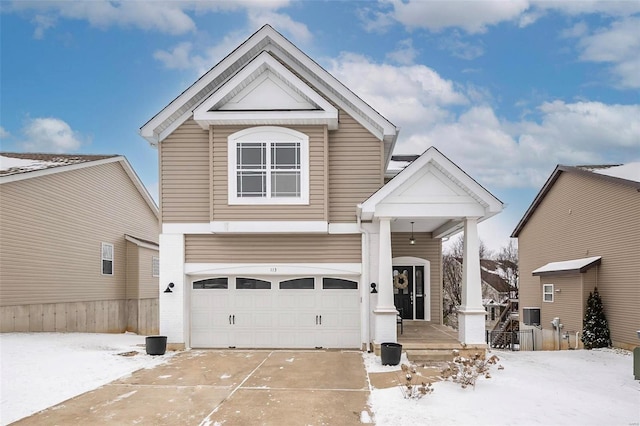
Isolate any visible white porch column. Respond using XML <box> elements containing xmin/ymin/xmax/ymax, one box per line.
<box><xmin>159</xmin><ymin>233</ymin><xmax>186</xmax><ymax>348</ymax></box>
<box><xmin>458</xmin><ymin>217</ymin><xmax>486</xmax><ymax>344</ymax></box>
<box><xmin>374</xmin><ymin>217</ymin><xmax>398</xmax><ymax>343</ymax></box>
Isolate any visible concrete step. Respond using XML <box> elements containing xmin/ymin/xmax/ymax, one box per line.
<box><xmin>406</xmin><ymin>349</ymin><xmax>456</xmax><ymax>362</ymax></box>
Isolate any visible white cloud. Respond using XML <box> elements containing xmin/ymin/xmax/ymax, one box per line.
<box><xmin>327</xmin><ymin>53</ymin><xmax>639</xmax><ymax>190</ymax></box>
<box><xmin>376</xmin><ymin>0</ymin><xmax>530</xmax><ymax>34</ymax></box>
<box><xmin>328</xmin><ymin>52</ymin><xmax>468</xmax><ymax>130</ymax></box>
<box><xmin>437</xmin><ymin>32</ymin><xmax>485</xmax><ymax>60</ymax></box>
<box><xmin>386</xmin><ymin>39</ymin><xmax>419</xmax><ymax>65</ymax></box>
<box><xmin>247</xmin><ymin>10</ymin><xmax>312</xmax><ymax>44</ymax></box>
<box><xmin>9</xmin><ymin>0</ymin><xmax>293</xmax><ymax>38</ymax></box>
<box><xmin>20</xmin><ymin>117</ymin><xmax>88</xmax><ymax>153</ymax></box>
<box><xmin>0</xmin><ymin>126</ymin><xmax>10</xmax><ymax>139</ymax></box>
<box><xmin>573</xmin><ymin>16</ymin><xmax>640</xmax><ymax>88</ymax></box>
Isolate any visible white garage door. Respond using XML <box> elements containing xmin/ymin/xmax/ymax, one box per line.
<box><xmin>191</xmin><ymin>276</ymin><xmax>361</xmax><ymax>349</ymax></box>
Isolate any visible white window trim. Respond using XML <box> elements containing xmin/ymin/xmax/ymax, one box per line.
<box><xmin>152</xmin><ymin>256</ymin><xmax>160</xmax><ymax>277</ymax></box>
<box><xmin>228</xmin><ymin>126</ymin><xmax>309</xmax><ymax>205</ymax></box>
<box><xmin>543</xmin><ymin>283</ymin><xmax>554</xmax><ymax>303</ymax></box>
<box><xmin>101</xmin><ymin>242</ymin><xmax>114</xmax><ymax>276</ymax></box>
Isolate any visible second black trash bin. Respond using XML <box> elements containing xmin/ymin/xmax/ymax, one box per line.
<box><xmin>145</xmin><ymin>335</ymin><xmax>167</xmax><ymax>355</ymax></box>
<box><xmin>380</xmin><ymin>342</ymin><xmax>402</xmax><ymax>365</ymax></box>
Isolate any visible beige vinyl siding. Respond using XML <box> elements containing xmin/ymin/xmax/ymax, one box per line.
<box><xmin>185</xmin><ymin>234</ymin><xmax>361</xmax><ymax>263</ymax></box>
<box><xmin>138</xmin><ymin>246</ymin><xmax>159</xmax><ymax>299</ymax></box>
<box><xmin>160</xmin><ymin>119</ymin><xmax>210</xmax><ymax>223</ymax></box>
<box><xmin>329</xmin><ymin>110</ymin><xmax>383</xmax><ymax>222</ymax></box>
<box><xmin>0</xmin><ymin>162</ymin><xmax>158</xmax><ymax>306</ymax></box>
<box><xmin>518</xmin><ymin>171</ymin><xmax>640</xmax><ymax>348</ymax></box>
<box><xmin>211</xmin><ymin>124</ymin><xmax>327</xmax><ymax>221</ymax></box>
<box><xmin>539</xmin><ymin>275</ymin><xmax>583</xmax><ymax>334</ymax></box>
<box><xmin>125</xmin><ymin>241</ymin><xmax>139</xmax><ymax>299</ymax></box>
<box><xmin>391</xmin><ymin>232</ymin><xmax>443</xmax><ymax>323</ymax></box>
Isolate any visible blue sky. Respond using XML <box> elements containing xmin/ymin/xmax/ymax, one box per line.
<box><xmin>1</xmin><ymin>1</ymin><xmax>639</xmax><ymax>252</ymax></box>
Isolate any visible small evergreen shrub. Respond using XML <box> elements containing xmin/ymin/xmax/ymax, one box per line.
<box><xmin>581</xmin><ymin>287</ymin><xmax>612</xmax><ymax>349</ymax></box>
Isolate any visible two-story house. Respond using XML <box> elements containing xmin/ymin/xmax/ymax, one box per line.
<box><xmin>140</xmin><ymin>25</ymin><xmax>503</xmax><ymax>351</ymax></box>
<box><xmin>513</xmin><ymin>163</ymin><xmax>640</xmax><ymax>350</ymax></box>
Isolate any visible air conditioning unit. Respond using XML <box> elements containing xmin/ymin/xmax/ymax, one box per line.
<box><xmin>523</xmin><ymin>308</ymin><xmax>541</xmax><ymax>326</ymax></box>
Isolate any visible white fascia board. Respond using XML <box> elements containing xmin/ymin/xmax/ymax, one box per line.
<box><xmin>194</xmin><ymin>111</ymin><xmax>338</xmax><ymax>130</ymax></box>
<box><xmin>361</xmin><ymin>147</ymin><xmax>503</xmax><ymax>217</ymax></box>
<box><xmin>125</xmin><ymin>235</ymin><xmax>159</xmax><ymax>251</ymax></box>
<box><xmin>193</xmin><ymin>51</ymin><xmax>337</xmax><ymax>119</ymax></box>
<box><xmin>185</xmin><ymin>262</ymin><xmax>362</xmax><ymax>276</ymax></box>
<box><xmin>162</xmin><ymin>222</ymin><xmax>211</xmax><ymax>234</ymax></box>
<box><xmin>211</xmin><ymin>221</ymin><xmax>328</xmax><ymax>233</ymax></box>
<box><xmin>328</xmin><ymin>223</ymin><xmax>361</xmax><ymax>234</ymax></box>
<box><xmin>140</xmin><ymin>27</ymin><xmax>275</xmax><ymax>144</ymax></box>
<box><xmin>264</xmin><ymin>40</ymin><xmax>397</xmax><ymax>139</ymax></box>
<box><xmin>374</xmin><ymin>203</ymin><xmax>487</xmax><ymax>218</ymax></box>
<box><xmin>266</xmin><ymin>45</ymin><xmax>388</xmax><ymax>141</ymax></box>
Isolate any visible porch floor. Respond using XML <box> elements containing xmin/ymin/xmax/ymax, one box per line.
<box><xmin>374</xmin><ymin>321</ymin><xmax>487</xmax><ymax>364</ymax></box>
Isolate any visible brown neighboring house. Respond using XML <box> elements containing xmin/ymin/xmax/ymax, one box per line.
<box><xmin>0</xmin><ymin>153</ymin><xmax>160</xmax><ymax>335</ymax></box>
<box><xmin>512</xmin><ymin>163</ymin><xmax>640</xmax><ymax>351</ymax></box>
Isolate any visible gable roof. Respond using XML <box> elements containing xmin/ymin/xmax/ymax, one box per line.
<box><xmin>511</xmin><ymin>163</ymin><xmax>640</xmax><ymax>237</ymax></box>
<box><xmin>140</xmin><ymin>24</ymin><xmax>398</xmax><ymax>164</ymax></box>
<box><xmin>0</xmin><ymin>152</ymin><xmax>158</xmax><ymax>218</ymax></box>
<box><xmin>359</xmin><ymin>146</ymin><xmax>503</xmax><ymax>237</ymax></box>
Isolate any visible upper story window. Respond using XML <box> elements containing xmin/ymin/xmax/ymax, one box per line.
<box><xmin>152</xmin><ymin>256</ymin><xmax>159</xmax><ymax>277</ymax></box>
<box><xmin>543</xmin><ymin>284</ymin><xmax>554</xmax><ymax>302</ymax></box>
<box><xmin>228</xmin><ymin>126</ymin><xmax>309</xmax><ymax>205</ymax></box>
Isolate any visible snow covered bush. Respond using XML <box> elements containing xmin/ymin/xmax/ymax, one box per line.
<box><xmin>396</xmin><ymin>363</ymin><xmax>434</xmax><ymax>399</ymax></box>
<box><xmin>441</xmin><ymin>350</ymin><xmax>502</xmax><ymax>389</ymax></box>
<box><xmin>581</xmin><ymin>287</ymin><xmax>612</xmax><ymax>349</ymax></box>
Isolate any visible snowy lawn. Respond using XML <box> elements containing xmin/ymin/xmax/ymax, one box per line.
<box><xmin>365</xmin><ymin>348</ymin><xmax>640</xmax><ymax>425</ymax></box>
<box><xmin>0</xmin><ymin>332</ymin><xmax>174</xmax><ymax>425</ymax></box>
<box><xmin>1</xmin><ymin>333</ymin><xmax>638</xmax><ymax>426</ymax></box>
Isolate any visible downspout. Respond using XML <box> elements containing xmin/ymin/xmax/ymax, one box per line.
<box><xmin>358</xmin><ymin>213</ymin><xmax>372</xmax><ymax>352</ymax></box>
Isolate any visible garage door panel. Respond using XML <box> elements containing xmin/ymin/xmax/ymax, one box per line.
<box><xmin>191</xmin><ymin>275</ymin><xmax>361</xmax><ymax>349</ymax></box>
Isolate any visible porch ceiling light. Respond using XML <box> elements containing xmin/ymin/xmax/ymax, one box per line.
<box><xmin>409</xmin><ymin>221</ymin><xmax>416</xmax><ymax>245</ymax></box>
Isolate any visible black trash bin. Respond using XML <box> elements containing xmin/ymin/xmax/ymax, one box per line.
<box><xmin>145</xmin><ymin>335</ymin><xmax>167</xmax><ymax>356</ymax></box>
<box><xmin>380</xmin><ymin>342</ymin><xmax>402</xmax><ymax>365</ymax></box>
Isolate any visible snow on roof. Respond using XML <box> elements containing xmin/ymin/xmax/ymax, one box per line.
<box><xmin>0</xmin><ymin>153</ymin><xmax>117</xmax><ymax>177</ymax></box>
<box><xmin>591</xmin><ymin>162</ymin><xmax>640</xmax><ymax>183</ymax></box>
<box><xmin>532</xmin><ymin>256</ymin><xmax>602</xmax><ymax>276</ymax></box>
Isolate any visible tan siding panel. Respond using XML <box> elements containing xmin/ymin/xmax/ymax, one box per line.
<box><xmin>185</xmin><ymin>234</ymin><xmax>361</xmax><ymax>263</ymax></box>
<box><xmin>518</xmin><ymin>172</ymin><xmax>640</xmax><ymax>348</ymax></box>
<box><xmin>160</xmin><ymin>119</ymin><xmax>210</xmax><ymax>222</ymax></box>
<box><xmin>391</xmin><ymin>233</ymin><xmax>443</xmax><ymax>323</ymax></box>
<box><xmin>125</xmin><ymin>241</ymin><xmax>139</xmax><ymax>299</ymax></box>
<box><xmin>539</xmin><ymin>275</ymin><xmax>583</xmax><ymax>333</ymax></box>
<box><xmin>138</xmin><ymin>247</ymin><xmax>159</xmax><ymax>299</ymax></box>
<box><xmin>211</xmin><ymin>125</ymin><xmax>326</xmax><ymax>221</ymax></box>
<box><xmin>0</xmin><ymin>162</ymin><xmax>159</xmax><ymax>306</ymax></box>
<box><xmin>329</xmin><ymin>110</ymin><xmax>383</xmax><ymax>222</ymax></box>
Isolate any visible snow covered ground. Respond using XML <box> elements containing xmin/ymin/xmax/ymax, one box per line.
<box><xmin>0</xmin><ymin>332</ymin><xmax>173</xmax><ymax>425</ymax></box>
<box><xmin>365</xmin><ymin>348</ymin><xmax>640</xmax><ymax>425</ymax></box>
<box><xmin>1</xmin><ymin>332</ymin><xmax>638</xmax><ymax>425</ymax></box>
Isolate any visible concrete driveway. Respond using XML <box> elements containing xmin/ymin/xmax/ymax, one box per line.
<box><xmin>14</xmin><ymin>350</ymin><xmax>372</xmax><ymax>425</ymax></box>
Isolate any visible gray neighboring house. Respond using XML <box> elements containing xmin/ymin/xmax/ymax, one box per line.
<box><xmin>0</xmin><ymin>153</ymin><xmax>160</xmax><ymax>335</ymax></box>
<box><xmin>512</xmin><ymin>163</ymin><xmax>640</xmax><ymax>351</ymax></box>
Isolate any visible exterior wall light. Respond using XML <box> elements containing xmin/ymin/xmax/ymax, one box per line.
<box><xmin>164</xmin><ymin>282</ymin><xmax>175</xmax><ymax>293</ymax></box>
<box><xmin>409</xmin><ymin>221</ymin><xmax>416</xmax><ymax>245</ymax></box>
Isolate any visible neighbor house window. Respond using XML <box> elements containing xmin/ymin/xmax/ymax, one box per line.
<box><xmin>543</xmin><ymin>284</ymin><xmax>554</xmax><ymax>302</ymax></box>
<box><xmin>523</xmin><ymin>308</ymin><xmax>541</xmax><ymax>326</ymax></box>
<box><xmin>152</xmin><ymin>256</ymin><xmax>159</xmax><ymax>277</ymax></box>
<box><xmin>101</xmin><ymin>243</ymin><xmax>113</xmax><ymax>276</ymax></box>
<box><xmin>228</xmin><ymin>127</ymin><xmax>309</xmax><ymax>205</ymax></box>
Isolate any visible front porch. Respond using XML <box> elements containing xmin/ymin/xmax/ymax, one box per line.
<box><xmin>372</xmin><ymin>321</ymin><xmax>487</xmax><ymax>363</ymax></box>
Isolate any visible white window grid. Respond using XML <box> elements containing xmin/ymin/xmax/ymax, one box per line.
<box><xmin>101</xmin><ymin>242</ymin><xmax>114</xmax><ymax>276</ymax></box>
<box><xmin>543</xmin><ymin>284</ymin><xmax>554</xmax><ymax>302</ymax></box>
<box><xmin>152</xmin><ymin>256</ymin><xmax>159</xmax><ymax>277</ymax></box>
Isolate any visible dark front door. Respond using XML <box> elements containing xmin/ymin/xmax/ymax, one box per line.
<box><xmin>393</xmin><ymin>265</ymin><xmax>426</xmax><ymax>320</ymax></box>
<box><xmin>393</xmin><ymin>266</ymin><xmax>413</xmax><ymax>320</ymax></box>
